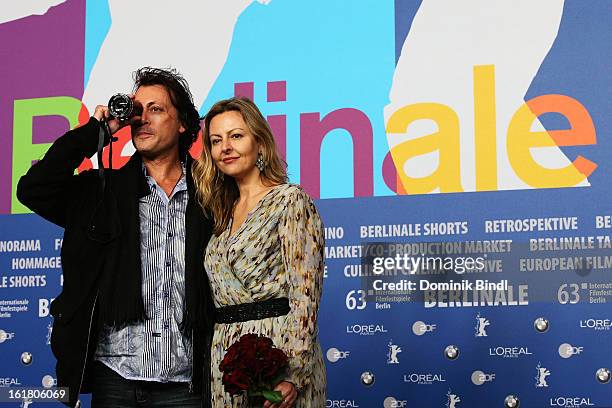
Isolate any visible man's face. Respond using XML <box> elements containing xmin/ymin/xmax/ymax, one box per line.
<box><xmin>131</xmin><ymin>85</ymin><xmax>185</xmax><ymax>159</ymax></box>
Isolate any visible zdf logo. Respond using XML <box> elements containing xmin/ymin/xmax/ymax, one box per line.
<box><xmin>471</xmin><ymin>370</ymin><xmax>495</xmax><ymax>385</ymax></box>
<box><xmin>412</xmin><ymin>321</ymin><xmax>436</xmax><ymax>336</ymax></box>
<box><xmin>326</xmin><ymin>348</ymin><xmax>350</xmax><ymax>363</ymax></box>
<box><xmin>0</xmin><ymin>329</ymin><xmax>16</xmax><ymax>343</ymax></box>
<box><xmin>42</xmin><ymin>375</ymin><xmax>57</xmax><ymax>388</ymax></box>
<box><xmin>558</xmin><ymin>343</ymin><xmax>583</xmax><ymax>358</ymax></box>
<box><xmin>384</xmin><ymin>397</ymin><xmax>407</xmax><ymax>408</ymax></box>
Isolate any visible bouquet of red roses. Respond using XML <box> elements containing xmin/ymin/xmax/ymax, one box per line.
<box><xmin>220</xmin><ymin>333</ymin><xmax>289</xmax><ymax>404</ymax></box>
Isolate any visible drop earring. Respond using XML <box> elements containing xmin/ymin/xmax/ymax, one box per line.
<box><xmin>255</xmin><ymin>153</ymin><xmax>265</xmax><ymax>172</ymax></box>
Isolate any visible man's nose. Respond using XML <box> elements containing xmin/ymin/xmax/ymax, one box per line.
<box><xmin>126</xmin><ymin>101</ymin><xmax>144</xmax><ymax>125</ymax></box>
<box><xmin>131</xmin><ymin>111</ymin><xmax>148</xmax><ymax>126</ymax></box>
<box><xmin>139</xmin><ymin>108</ymin><xmax>150</xmax><ymax>123</ymax></box>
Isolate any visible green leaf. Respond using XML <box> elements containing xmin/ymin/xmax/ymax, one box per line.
<box><xmin>262</xmin><ymin>390</ymin><xmax>283</xmax><ymax>403</ymax></box>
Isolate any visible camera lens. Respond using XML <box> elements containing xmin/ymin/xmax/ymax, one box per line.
<box><xmin>108</xmin><ymin>93</ymin><xmax>133</xmax><ymax>121</ymax></box>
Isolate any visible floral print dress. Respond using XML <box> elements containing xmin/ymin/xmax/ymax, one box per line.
<box><xmin>204</xmin><ymin>184</ymin><xmax>326</xmax><ymax>407</ymax></box>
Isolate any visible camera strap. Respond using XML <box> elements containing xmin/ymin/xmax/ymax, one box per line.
<box><xmin>97</xmin><ymin>122</ymin><xmax>107</xmax><ymax>193</ymax></box>
<box><xmin>97</xmin><ymin>120</ymin><xmax>116</xmax><ymax>194</ymax></box>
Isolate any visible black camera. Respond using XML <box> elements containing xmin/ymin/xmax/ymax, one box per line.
<box><xmin>108</xmin><ymin>93</ymin><xmax>141</xmax><ymax>121</ymax></box>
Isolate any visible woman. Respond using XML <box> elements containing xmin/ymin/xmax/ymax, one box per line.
<box><xmin>193</xmin><ymin>97</ymin><xmax>326</xmax><ymax>407</ymax></box>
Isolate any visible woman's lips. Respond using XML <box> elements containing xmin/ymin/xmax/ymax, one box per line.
<box><xmin>222</xmin><ymin>157</ymin><xmax>239</xmax><ymax>164</ymax></box>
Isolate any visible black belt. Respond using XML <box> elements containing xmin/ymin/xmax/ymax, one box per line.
<box><xmin>215</xmin><ymin>297</ymin><xmax>290</xmax><ymax>324</ymax></box>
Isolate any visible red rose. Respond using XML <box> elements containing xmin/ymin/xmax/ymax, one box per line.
<box><xmin>231</xmin><ymin>370</ymin><xmax>251</xmax><ymax>390</ymax></box>
<box><xmin>256</xmin><ymin>336</ymin><xmax>273</xmax><ymax>350</ymax></box>
<box><xmin>260</xmin><ymin>348</ymin><xmax>288</xmax><ymax>378</ymax></box>
<box><xmin>220</xmin><ymin>333</ymin><xmax>289</xmax><ymax>401</ymax></box>
<box><xmin>268</xmin><ymin>348</ymin><xmax>288</xmax><ymax>365</ymax></box>
<box><xmin>222</xmin><ymin>370</ymin><xmax>251</xmax><ymax>394</ymax></box>
<box><xmin>219</xmin><ymin>344</ymin><xmax>240</xmax><ymax>372</ymax></box>
<box><xmin>239</xmin><ymin>333</ymin><xmax>259</xmax><ymax>347</ymax></box>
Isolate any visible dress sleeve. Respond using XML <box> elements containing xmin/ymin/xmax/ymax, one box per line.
<box><xmin>277</xmin><ymin>186</ymin><xmax>325</xmax><ymax>390</ymax></box>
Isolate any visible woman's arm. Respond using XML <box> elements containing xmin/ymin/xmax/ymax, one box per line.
<box><xmin>277</xmin><ymin>186</ymin><xmax>325</xmax><ymax>390</ymax></box>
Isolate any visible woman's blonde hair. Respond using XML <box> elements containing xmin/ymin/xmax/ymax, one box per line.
<box><xmin>193</xmin><ymin>97</ymin><xmax>288</xmax><ymax>235</ymax></box>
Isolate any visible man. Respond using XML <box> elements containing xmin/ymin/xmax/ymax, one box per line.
<box><xmin>17</xmin><ymin>67</ymin><xmax>213</xmax><ymax>407</ymax></box>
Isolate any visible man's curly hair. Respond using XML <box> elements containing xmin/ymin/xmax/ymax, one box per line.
<box><xmin>133</xmin><ymin>67</ymin><xmax>200</xmax><ymax>158</ymax></box>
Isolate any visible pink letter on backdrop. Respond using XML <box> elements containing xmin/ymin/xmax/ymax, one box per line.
<box><xmin>300</xmin><ymin>108</ymin><xmax>373</xmax><ymax>198</ymax></box>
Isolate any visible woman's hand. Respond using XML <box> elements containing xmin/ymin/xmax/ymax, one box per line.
<box><xmin>263</xmin><ymin>381</ymin><xmax>298</xmax><ymax>408</ymax></box>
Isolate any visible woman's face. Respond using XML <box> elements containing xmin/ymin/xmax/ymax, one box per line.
<box><xmin>209</xmin><ymin>110</ymin><xmax>260</xmax><ymax>181</ymax></box>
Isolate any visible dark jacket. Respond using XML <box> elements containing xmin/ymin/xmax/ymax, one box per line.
<box><xmin>17</xmin><ymin>118</ymin><xmax>214</xmax><ymax>407</ymax></box>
